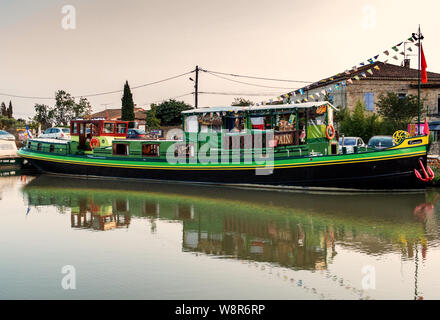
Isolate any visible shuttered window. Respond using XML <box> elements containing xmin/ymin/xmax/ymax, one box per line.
<box><xmin>364</xmin><ymin>92</ymin><xmax>374</xmax><ymax>111</ymax></box>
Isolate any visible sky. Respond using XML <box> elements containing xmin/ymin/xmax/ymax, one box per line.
<box><xmin>1</xmin><ymin>0</ymin><xmax>440</xmax><ymax>119</ymax></box>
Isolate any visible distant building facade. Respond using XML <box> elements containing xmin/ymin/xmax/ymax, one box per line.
<box><xmin>91</xmin><ymin>107</ymin><xmax>147</xmax><ymax>130</ymax></box>
<box><xmin>300</xmin><ymin>61</ymin><xmax>440</xmax><ymax>117</ymax></box>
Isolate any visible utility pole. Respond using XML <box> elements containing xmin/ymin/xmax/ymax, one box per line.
<box><xmin>194</xmin><ymin>65</ymin><xmax>199</xmax><ymax>109</ymax></box>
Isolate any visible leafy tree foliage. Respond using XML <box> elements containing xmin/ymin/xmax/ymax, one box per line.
<box><xmin>0</xmin><ymin>102</ymin><xmax>6</xmax><ymax>117</ymax></box>
<box><xmin>121</xmin><ymin>81</ymin><xmax>135</xmax><ymax>122</ymax></box>
<box><xmin>32</xmin><ymin>90</ymin><xmax>92</xmax><ymax>129</ymax></box>
<box><xmin>7</xmin><ymin>101</ymin><xmax>13</xmax><ymax>118</ymax></box>
<box><xmin>231</xmin><ymin>98</ymin><xmax>254</xmax><ymax>106</ymax></box>
<box><xmin>152</xmin><ymin>99</ymin><xmax>193</xmax><ymax>126</ymax></box>
<box><xmin>375</xmin><ymin>92</ymin><xmax>425</xmax><ymax>130</ymax></box>
<box><xmin>145</xmin><ymin>105</ymin><xmax>161</xmax><ymax>130</ymax></box>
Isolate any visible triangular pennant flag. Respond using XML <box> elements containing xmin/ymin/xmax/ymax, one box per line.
<box><xmin>383</xmin><ymin>59</ymin><xmax>389</xmax><ymax>64</ymax></box>
<box><xmin>400</xmin><ymin>51</ymin><xmax>405</xmax><ymax>56</ymax></box>
<box><xmin>361</xmin><ymin>72</ymin><xmax>367</xmax><ymax>78</ymax></box>
<box><xmin>360</xmin><ymin>62</ymin><xmax>365</xmax><ymax>66</ymax></box>
<box><xmin>408</xmin><ymin>47</ymin><xmax>413</xmax><ymax>52</ymax></box>
<box><xmin>392</xmin><ymin>46</ymin><xmax>399</xmax><ymax>52</ymax></box>
<box><xmin>321</xmin><ymin>89</ymin><xmax>326</xmax><ymax>95</ymax></box>
<box><xmin>354</xmin><ymin>75</ymin><xmax>360</xmax><ymax>80</ymax></box>
<box><xmin>408</xmin><ymin>37</ymin><xmax>414</xmax><ymax>42</ymax></box>
<box><xmin>347</xmin><ymin>79</ymin><xmax>353</xmax><ymax>84</ymax></box>
<box><xmin>383</xmin><ymin>50</ymin><xmax>390</xmax><ymax>56</ymax></box>
<box><xmin>367</xmin><ymin>58</ymin><xmax>374</xmax><ymax>64</ymax></box>
<box><xmin>353</xmin><ymin>66</ymin><xmax>358</xmax><ymax>72</ymax></box>
<box><xmin>299</xmin><ymin>89</ymin><xmax>304</xmax><ymax>95</ymax></box>
<box><xmin>392</xmin><ymin>55</ymin><xmax>398</xmax><ymax>60</ymax></box>
<box><xmin>374</xmin><ymin>55</ymin><xmax>379</xmax><ymax>60</ymax></box>
<box><xmin>415</xmin><ymin>43</ymin><xmax>420</xmax><ymax>47</ymax></box>
<box><xmin>345</xmin><ymin>70</ymin><xmax>350</xmax><ymax>75</ymax></box>
<box><xmin>296</xmin><ymin>100</ymin><xmax>300</xmax><ymax>104</ymax></box>
<box><xmin>304</xmin><ymin>98</ymin><xmax>308</xmax><ymax>102</ymax></box>
<box><xmin>367</xmin><ymin>69</ymin><xmax>373</xmax><ymax>75</ymax></box>
<box><xmin>374</xmin><ymin>65</ymin><xmax>380</xmax><ymax>70</ymax></box>
<box><xmin>397</xmin><ymin>42</ymin><xmax>403</xmax><ymax>47</ymax></box>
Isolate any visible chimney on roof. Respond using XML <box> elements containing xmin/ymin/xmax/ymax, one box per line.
<box><xmin>403</xmin><ymin>59</ymin><xmax>411</xmax><ymax>69</ymax></box>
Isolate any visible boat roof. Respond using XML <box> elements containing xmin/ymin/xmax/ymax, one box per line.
<box><xmin>182</xmin><ymin>101</ymin><xmax>337</xmax><ymax>115</ymax></box>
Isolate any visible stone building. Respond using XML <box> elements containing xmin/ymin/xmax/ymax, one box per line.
<box><xmin>301</xmin><ymin>61</ymin><xmax>440</xmax><ymax>116</ymax></box>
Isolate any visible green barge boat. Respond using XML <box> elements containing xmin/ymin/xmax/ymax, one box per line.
<box><xmin>18</xmin><ymin>101</ymin><xmax>432</xmax><ymax>190</ymax></box>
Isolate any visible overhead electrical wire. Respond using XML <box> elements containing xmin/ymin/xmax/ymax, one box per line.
<box><xmin>0</xmin><ymin>70</ymin><xmax>195</xmax><ymax>100</ymax></box>
<box><xmin>199</xmin><ymin>91</ymin><xmax>285</xmax><ymax>96</ymax></box>
<box><xmin>200</xmin><ymin>68</ymin><xmax>314</xmax><ymax>84</ymax></box>
<box><xmin>204</xmin><ymin>71</ymin><xmax>299</xmax><ymax>90</ymax></box>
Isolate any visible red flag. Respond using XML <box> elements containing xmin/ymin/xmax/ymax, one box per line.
<box><xmin>421</xmin><ymin>44</ymin><xmax>428</xmax><ymax>83</ymax></box>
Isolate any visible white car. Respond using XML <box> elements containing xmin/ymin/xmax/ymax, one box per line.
<box><xmin>39</xmin><ymin>127</ymin><xmax>71</xmax><ymax>140</ymax></box>
<box><xmin>338</xmin><ymin>137</ymin><xmax>366</xmax><ymax>154</ymax></box>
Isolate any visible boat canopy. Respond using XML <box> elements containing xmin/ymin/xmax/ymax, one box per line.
<box><xmin>181</xmin><ymin>101</ymin><xmax>338</xmax><ymax>115</ymax></box>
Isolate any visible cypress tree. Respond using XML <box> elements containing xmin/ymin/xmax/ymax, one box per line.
<box><xmin>121</xmin><ymin>81</ymin><xmax>135</xmax><ymax>123</ymax></box>
<box><xmin>7</xmin><ymin>101</ymin><xmax>13</xmax><ymax>118</ymax></box>
<box><xmin>0</xmin><ymin>102</ymin><xmax>6</xmax><ymax>117</ymax></box>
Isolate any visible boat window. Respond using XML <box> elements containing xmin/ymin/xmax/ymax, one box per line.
<box><xmin>117</xmin><ymin>123</ymin><xmax>127</xmax><ymax>134</ymax></box>
<box><xmin>142</xmin><ymin>144</ymin><xmax>160</xmax><ymax>157</ymax></box>
<box><xmin>49</xmin><ymin>145</ymin><xmax>55</xmax><ymax>152</ymax></box>
<box><xmin>37</xmin><ymin>143</ymin><xmax>42</xmax><ymax>151</ymax></box>
<box><xmin>27</xmin><ymin>141</ymin><xmax>31</xmax><ymax>148</ymax></box>
<box><xmin>103</xmin><ymin>123</ymin><xmax>115</xmax><ymax>134</ymax></box>
<box><xmin>113</xmin><ymin>143</ymin><xmax>129</xmax><ymax>156</ymax></box>
<box><xmin>72</xmin><ymin>123</ymin><xmax>78</xmax><ymax>134</ymax></box>
<box><xmin>174</xmin><ymin>143</ymin><xmax>195</xmax><ymax>158</ymax></box>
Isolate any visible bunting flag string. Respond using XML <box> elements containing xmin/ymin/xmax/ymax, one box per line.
<box><xmin>255</xmin><ymin>34</ymin><xmax>420</xmax><ymax>106</ymax></box>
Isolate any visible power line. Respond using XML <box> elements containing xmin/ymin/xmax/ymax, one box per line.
<box><xmin>200</xmin><ymin>68</ymin><xmax>314</xmax><ymax>84</ymax></box>
<box><xmin>0</xmin><ymin>70</ymin><xmax>195</xmax><ymax>100</ymax></box>
<box><xmin>199</xmin><ymin>91</ymin><xmax>285</xmax><ymax>96</ymax></box>
<box><xmin>205</xmin><ymin>71</ymin><xmax>299</xmax><ymax>90</ymax></box>
<box><xmin>140</xmin><ymin>92</ymin><xmax>194</xmax><ymax>107</ymax></box>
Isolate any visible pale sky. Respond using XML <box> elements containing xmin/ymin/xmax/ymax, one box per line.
<box><xmin>1</xmin><ymin>0</ymin><xmax>439</xmax><ymax>119</ymax></box>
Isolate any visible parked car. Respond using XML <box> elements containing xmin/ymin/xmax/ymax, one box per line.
<box><xmin>127</xmin><ymin>129</ymin><xmax>147</xmax><ymax>139</ymax></box>
<box><xmin>39</xmin><ymin>127</ymin><xmax>71</xmax><ymax>140</ymax></box>
<box><xmin>0</xmin><ymin>130</ymin><xmax>15</xmax><ymax>141</ymax></box>
<box><xmin>367</xmin><ymin>135</ymin><xmax>394</xmax><ymax>150</ymax></box>
<box><xmin>338</xmin><ymin>137</ymin><xmax>366</xmax><ymax>153</ymax></box>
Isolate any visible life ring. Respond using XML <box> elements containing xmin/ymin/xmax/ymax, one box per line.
<box><xmin>326</xmin><ymin>125</ymin><xmax>335</xmax><ymax>140</ymax></box>
<box><xmin>90</xmin><ymin>138</ymin><xmax>100</xmax><ymax>149</ymax></box>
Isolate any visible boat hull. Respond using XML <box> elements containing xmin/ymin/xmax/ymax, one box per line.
<box><xmin>20</xmin><ymin>148</ymin><xmax>428</xmax><ymax>190</ymax></box>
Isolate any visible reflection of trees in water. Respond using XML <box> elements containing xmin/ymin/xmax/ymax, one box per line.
<box><xmin>23</xmin><ymin>179</ymin><xmax>440</xmax><ymax>270</ymax></box>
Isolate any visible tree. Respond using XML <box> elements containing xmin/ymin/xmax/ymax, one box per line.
<box><xmin>375</xmin><ymin>92</ymin><xmax>425</xmax><ymax>130</ymax></box>
<box><xmin>231</xmin><ymin>98</ymin><xmax>254</xmax><ymax>106</ymax></box>
<box><xmin>121</xmin><ymin>81</ymin><xmax>135</xmax><ymax>122</ymax></box>
<box><xmin>153</xmin><ymin>99</ymin><xmax>193</xmax><ymax>126</ymax></box>
<box><xmin>0</xmin><ymin>102</ymin><xmax>6</xmax><ymax>117</ymax></box>
<box><xmin>74</xmin><ymin>97</ymin><xmax>92</xmax><ymax>119</ymax></box>
<box><xmin>53</xmin><ymin>90</ymin><xmax>76</xmax><ymax>126</ymax></box>
<box><xmin>145</xmin><ymin>105</ymin><xmax>161</xmax><ymax>130</ymax></box>
<box><xmin>33</xmin><ymin>104</ymin><xmax>54</xmax><ymax>130</ymax></box>
<box><xmin>7</xmin><ymin>101</ymin><xmax>13</xmax><ymax>119</ymax></box>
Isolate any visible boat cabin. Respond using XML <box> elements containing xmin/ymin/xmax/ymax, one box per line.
<box><xmin>70</xmin><ymin>119</ymin><xmax>129</xmax><ymax>152</ymax></box>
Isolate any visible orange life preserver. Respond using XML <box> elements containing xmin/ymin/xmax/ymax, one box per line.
<box><xmin>326</xmin><ymin>125</ymin><xmax>335</xmax><ymax>140</ymax></box>
<box><xmin>90</xmin><ymin>138</ymin><xmax>100</xmax><ymax>149</ymax></box>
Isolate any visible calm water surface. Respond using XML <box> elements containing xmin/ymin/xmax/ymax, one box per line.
<box><xmin>1</xmin><ymin>172</ymin><xmax>440</xmax><ymax>300</ymax></box>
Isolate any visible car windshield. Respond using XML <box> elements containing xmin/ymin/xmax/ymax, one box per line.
<box><xmin>339</xmin><ymin>138</ymin><xmax>356</xmax><ymax>146</ymax></box>
<box><xmin>369</xmin><ymin>137</ymin><xmax>393</xmax><ymax>147</ymax></box>
<box><xmin>62</xmin><ymin>128</ymin><xmax>70</xmax><ymax>133</ymax></box>
<box><xmin>0</xmin><ymin>130</ymin><xmax>10</xmax><ymax>135</ymax></box>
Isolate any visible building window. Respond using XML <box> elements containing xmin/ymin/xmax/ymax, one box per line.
<box><xmin>437</xmin><ymin>95</ymin><xmax>440</xmax><ymax>114</ymax></box>
<box><xmin>364</xmin><ymin>92</ymin><xmax>374</xmax><ymax>111</ymax></box>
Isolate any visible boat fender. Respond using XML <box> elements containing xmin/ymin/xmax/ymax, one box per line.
<box><xmin>326</xmin><ymin>125</ymin><xmax>335</xmax><ymax>140</ymax></box>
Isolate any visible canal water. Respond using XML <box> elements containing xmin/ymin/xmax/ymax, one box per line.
<box><xmin>1</xmin><ymin>172</ymin><xmax>440</xmax><ymax>300</ymax></box>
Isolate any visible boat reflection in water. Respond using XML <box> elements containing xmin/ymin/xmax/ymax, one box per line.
<box><xmin>22</xmin><ymin>175</ymin><xmax>439</xmax><ymax>273</ymax></box>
